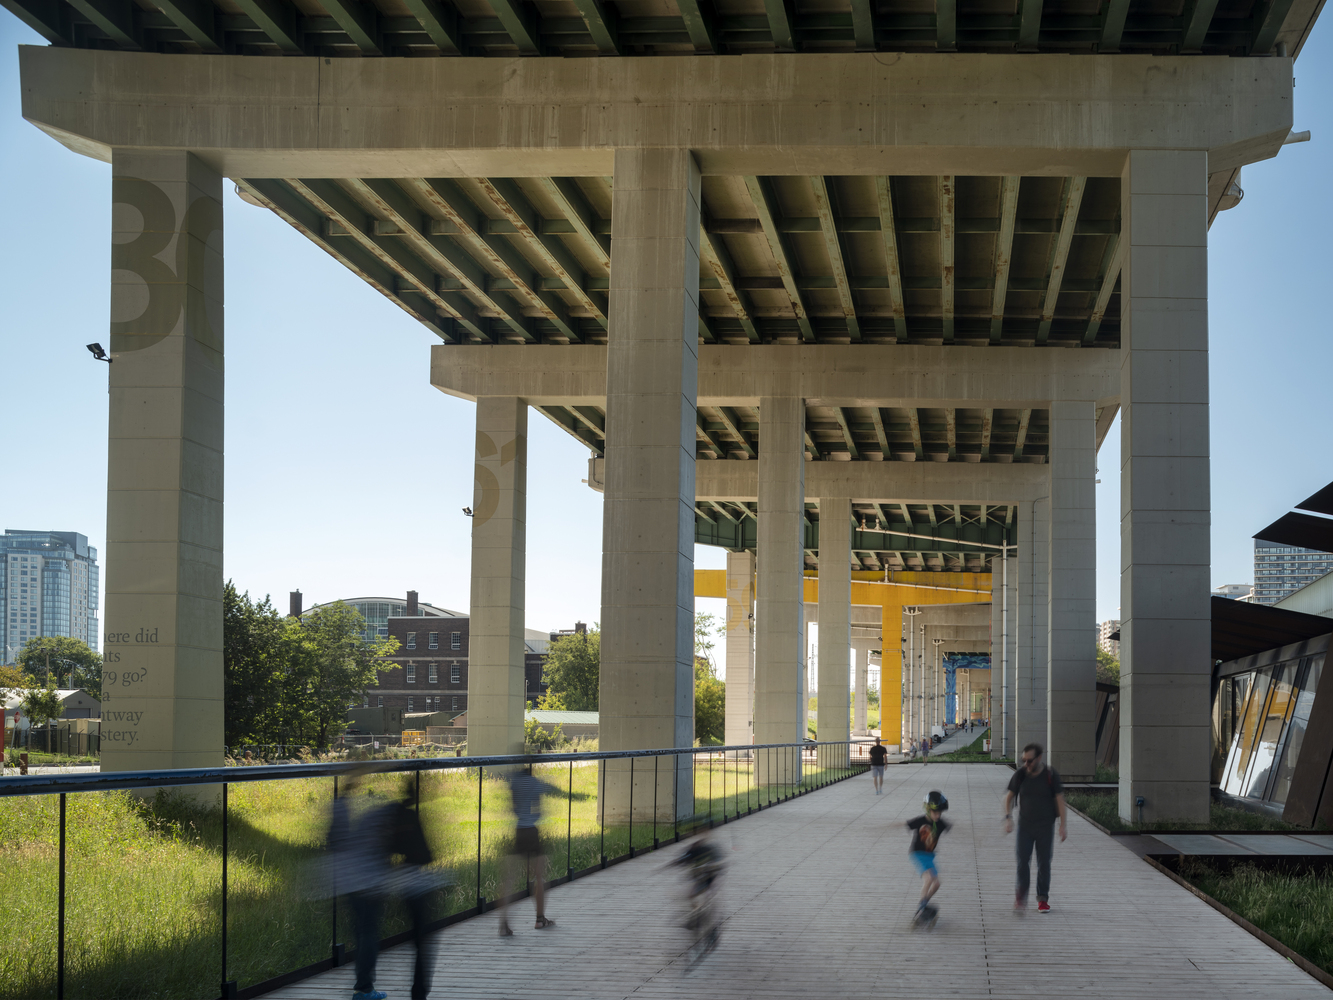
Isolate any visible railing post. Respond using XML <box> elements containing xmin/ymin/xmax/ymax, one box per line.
<box><xmin>652</xmin><ymin>754</ymin><xmax>659</xmax><ymax>848</ymax></box>
<box><xmin>599</xmin><ymin>759</ymin><xmax>606</xmax><ymax>868</ymax></box>
<box><xmin>476</xmin><ymin>766</ymin><xmax>484</xmax><ymax>910</ymax></box>
<box><xmin>57</xmin><ymin>791</ymin><xmax>65</xmax><ymax>1000</ymax></box>
<box><xmin>628</xmin><ymin>756</ymin><xmax>635</xmax><ymax>858</ymax></box>
<box><xmin>708</xmin><ymin>750</ymin><xmax>714</xmax><ymax>826</ymax></box>
<box><xmin>221</xmin><ymin>781</ymin><xmax>229</xmax><ymax>996</ymax></box>
<box><xmin>566</xmin><ymin>759</ymin><xmax>573</xmax><ymax>878</ymax></box>
<box><xmin>331</xmin><ymin>776</ymin><xmax>338</xmax><ymax>964</ymax></box>
<box><xmin>672</xmin><ymin>753</ymin><xmax>679</xmax><ymax>842</ymax></box>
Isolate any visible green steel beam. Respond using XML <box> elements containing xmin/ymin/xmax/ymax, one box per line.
<box><xmin>764</xmin><ymin>0</ymin><xmax>794</xmax><ymax>49</ymax></box>
<box><xmin>320</xmin><ymin>0</ymin><xmax>380</xmax><ymax>52</ymax></box>
<box><xmin>155</xmin><ymin>0</ymin><xmax>220</xmax><ymax>50</ymax></box>
<box><xmin>65</xmin><ymin>0</ymin><xmax>139</xmax><ymax>46</ymax></box>
<box><xmin>1251</xmin><ymin>0</ymin><xmax>1296</xmax><ymax>54</ymax></box>
<box><xmin>940</xmin><ymin>175</ymin><xmax>955</xmax><ymax>342</ymax></box>
<box><xmin>714</xmin><ymin>406</ymin><xmax>757</xmax><ymax>458</ymax></box>
<box><xmin>696</xmin><ymin>513</ymin><xmax>1016</xmax><ymax>553</ymax></box>
<box><xmin>240</xmin><ymin>179</ymin><xmax>457</xmax><ymax>341</ymax></box>
<box><xmin>1014</xmin><ymin>409</ymin><xmax>1031</xmax><ymax>461</ymax></box>
<box><xmin>1083</xmin><ymin>235</ymin><xmax>1124</xmax><ymax>345</ymax></box>
<box><xmin>697</xmin><ymin>414</ymin><xmax>729</xmax><ymax>457</ymax></box>
<box><xmin>230</xmin><ymin>0</ymin><xmax>301</xmax><ymax>51</ymax></box>
<box><xmin>869</xmin><ymin>408</ymin><xmax>889</xmax><ymax>457</ymax></box>
<box><xmin>745</xmin><ymin>176</ymin><xmax>814</xmax><ymax>342</ymax></box>
<box><xmin>1</xmin><ymin>0</ymin><xmax>71</xmax><ymax>42</ymax></box>
<box><xmin>1098</xmin><ymin>0</ymin><xmax>1130</xmax><ymax>51</ymax></box>
<box><xmin>701</xmin><ymin>226</ymin><xmax>759</xmax><ymax>343</ymax></box>
<box><xmin>990</xmin><ymin>175</ymin><xmax>1020</xmax><ymax>344</ymax></box>
<box><xmin>1037</xmin><ymin>176</ymin><xmax>1086</xmax><ymax>344</ymax></box>
<box><xmin>849</xmin><ymin>0</ymin><xmax>874</xmax><ymax>48</ymax></box>
<box><xmin>834</xmin><ymin>407</ymin><xmax>860</xmax><ymax>459</ymax></box>
<box><xmin>487</xmin><ymin>0</ymin><xmax>542</xmax><ymax>53</ymax></box>
<box><xmin>936</xmin><ymin>0</ymin><xmax>956</xmax><ymax>50</ymax></box>
<box><xmin>945</xmin><ymin>408</ymin><xmax>957</xmax><ymax>461</ymax></box>
<box><xmin>536</xmin><ymin>178</ymin><xmax>611</xmax><ymax>266</ymax></box>
<box><xmin>874</xmin><ymin>177</ymin><xmax>907</xmax><ymax>341</ymax></box>
<box><xmin>400</xmin><ymin>0</ymin><xmax>462</xmax><ymax>52</ymax></box>
<box><xmin>538</xmin><ymin>406</ymin><xmax>603</xmax><ymax>455</ymax></box>
<box><xmin>570</xmin><ymin>0</ymin><xmax>619</xmax><ymax>52</ymax></box>
<box><xmin>812</xmin><ymin>176</ymin><xmax>860</xmax><ymax>340</ymax></box>
<box><xmin>981</xmin><ymin>408</ymin><xmax>993</xmax><ymax>458</ymax></box>
<box><xmin>675</xmin><ymin>0</ymin><xmax>716</xmax><ymax>50</ymax></box>
<box><xmin>1017</xmin><ymin>0</ymin><xmax>1042</xmax><ymax>50</ymax></box>
<box><xmin>1181</xmin><ymin>0</ymin><xmax>1221</xmax><ymax>50</ymax></box>
<box><xmin>908</xmin><ymin>408</ymin><xmax>924</xmax><ymax>460</ymax></box>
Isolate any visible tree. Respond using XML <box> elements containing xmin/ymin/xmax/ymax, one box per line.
<box><xmin>17</xmin><ymin>636</ymin><xmax>103</xmax><ymax>697</ymax></box>
<box><xmin>1096</xmin><ymin>646</ymin><xmax>1120</xmax><ymax>686</ymax></box>
<box><xmin>539</xmin><ymin>626</ymin><xmax>600</xmax><ymax>711</ymax></box>
<box><xmin>22</xmin><ymin>682</ymin><xmax>64</xmax><ymax>751</ymax></box>
<box><xmin>694</xmin><ymin>612</ymin><xmax>724</xmax><ymax>671</ymax></box>
<box><xmin>224</xmin><ymin>582</ymin><xmax>305</xmax><ymax>747</ymax></box>
<box><xmin>294</xmin><ymin>601</ymin><xmax>397</xmax><ymax>748</ymax></box>
<box><xmin>0</xmin><ymin>664</ymin><xmax>32</xmax><ymax>697</ymax></box>
<box><xmin>694</xmin><ymin>657</ymin><xmax>725</xmax><ymax>744</ymax></box>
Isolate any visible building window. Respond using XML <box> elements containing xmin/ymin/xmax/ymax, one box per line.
<box><xmin>451</xmin><ymin>632</ymin><xmax>461</xmax><ymax>650</ymax></box>
<box><xmin>363</xmin><ymin>697</ymin><xmax>369</xmax><ymax>708</ymax></box>
<box><xmin>451</xmin><ymin>664</ymin><xmax>461</xmax><ymax>684</ymax></box>
<box><xmin>429</xmin><ymin>663</ymin><xmax>438</xmax><ymax>683</ymax></box>
<box><xmin>428</xmin><ymin>632</ymin><xmax>439</xmax><ymax>649</ymax></box>
<box><xmin>408</xmin><ymin>697</ymin><xmax>414</xmax><ymax>712</ymax></box>
<box><xmin>377</xmin><ymin>696</ymin><xmax>384</xmax><ymax>708</ymax></box>
<box><xmin>406</xmin><ymin>632</ymin><xmax>416</xmax><ymax>650</ymax></box>
<box><xmin>406</xmin><ymin>663</ymin><xmax>416</xmax><ymax>683</ymax></box>
<box><xmin>452</xmin><ymin>696</ymin><xmax>458</xmax><ymax>710</ymax></box>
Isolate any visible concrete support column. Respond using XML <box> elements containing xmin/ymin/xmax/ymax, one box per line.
<box><xmin>817</xmin><ymin>498</ymin><xmax>851</xmax><ymax>769</ymax></box>
<box><xmin>881</xmin><ymin>604</ymin><xmax>903</xmax><ymax>749</ymax></box>
<box><xmin>468</xmin><ymin>396</ymin><xmax>527</xmax><ymax>757</ymax></box>
<box><xmin>1015</xmin><ymin>498</ymin><xmax>1050</xmax><ymax>757</ymax></box>
<box><xmin>1119</xmin><ymin>150</ymin><xmax>1211</xmax><ymax>823</ymax></box>
<box><xmin>1047</xmin><ymin>400</ymin><xmax>1098</xmax><ymax>779</ymax></box>
<box><xmin>103</xmin><ymin>151</ymin><xmax>224</xmax><ymax>772</ymax></box>
<box><xmin>755</xmin><ymin>396</ymin><xmax>805</xmax><ymax>785</ymax></box>
<box><xmin>852</xmin><ymin>638</ymin><xmax>872</xmax><ymax>736</ymax></box>
<box><xmin>990</xmin><ymin>562</ymin><xmax>1016</xmax><ymax>758</ymax></box>
<box><xmin>724</xmin><ymin>550</ymin><xmax>755</xmax><ymax>748</ymax></box>
<box><xmin>599</xmin><ymin>147</ymin><xmax>701</xmax><ymax>822</ymax></box>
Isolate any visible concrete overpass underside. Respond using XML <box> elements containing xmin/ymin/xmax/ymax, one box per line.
<box><xmin>7</xmin><ymin>0</ymin><xmax>1318</xmax><ymax>821</ymax></box>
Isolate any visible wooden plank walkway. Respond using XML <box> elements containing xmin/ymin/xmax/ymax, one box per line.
<box><xmin>265</xmin><ymin>763</ymin><xmax>1329</xmax><ymax>999</ymax></box>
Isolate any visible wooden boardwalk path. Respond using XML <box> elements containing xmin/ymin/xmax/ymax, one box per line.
<box><xmin>265</xmin><ymin>763</ymin><xmax>1329</xmax><ymax>999</ymax></box>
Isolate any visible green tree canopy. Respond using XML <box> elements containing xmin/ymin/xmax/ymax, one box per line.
<box><xmin>16</xmin><ymin>636</ymin><xmax>103</xmax><ymax>697</ymax></box>
<box><xmin>223</xmin><ymin>583</ymin><xmax>304</xmax><ymax>747</ymax></box>
<box><xmin>694</xmin><ymin>657</ymin><xmax>725</xmax><ymax>744</ymax></box>
<box><xmin>539</xmin><ymin>627</ymin><xmax>600</xmax><ymax>711</ymax></box>
<box><xmin>1096</xmin><ymin>646</ymin><xmax>1120</xmax><ymax>686</ymax></box>
<box><xmin>296</xmin><ymin>601</ymin><xmax>397</xmax><ymax>748</ymax></box>
<box><xmin>21</xmin><ymin>682</ymin><xmax>64</xmax><ymax>732</ymax></box>
<box><xmin>0</xmin><ymin>664</ymin><xmax>32</xmax><ymax>697</ymax></box>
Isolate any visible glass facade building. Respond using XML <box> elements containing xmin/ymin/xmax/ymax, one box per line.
<box><xmin>1213</xmin><ymin>635</ymin><xmax>1325</xmax><ymax>811</ymax></box>
<box><xmin>302</xmin><ymin>597</ymin><xmax>463</xmax><ymax>641</ymax></box>
<box><xmin>1</xmin><ymin>530</ymin><xmax>100</xmax><ymax>664</ymax></box>
<box><xmin>1253</xmin><ymin>539</ymin><xmax>1333</xmax><ymax>605</ymax></box>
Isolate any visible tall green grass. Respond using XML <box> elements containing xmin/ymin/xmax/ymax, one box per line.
<box><xmin>1179</xmin><ymin>860</ymin><xmax>1333</xmax><ymax>974</ymax></box>
<box><xmin>0</xmin><ymin>756</ymin><xmax>859</xmax><ymax>999</ymax></box>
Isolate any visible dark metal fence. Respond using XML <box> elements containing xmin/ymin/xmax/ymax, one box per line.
<box><xmin>0</xmin><ymin>739</ymin><xmax>869</xmax><ymax>1000</ymax></box>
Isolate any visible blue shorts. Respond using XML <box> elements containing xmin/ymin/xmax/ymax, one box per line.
<box><xmin>910</xmin><ymin>851</ymin><xmax>938</xmax><ymax>875</ymax></box>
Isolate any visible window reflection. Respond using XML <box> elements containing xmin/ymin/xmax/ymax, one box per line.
<box><xmin>1270</xmin><ymin>658</ymin><xmax>1322</xmax><ymax>806</ymax></box>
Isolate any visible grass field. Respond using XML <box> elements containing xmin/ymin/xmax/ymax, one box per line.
<box><xmin>0</xmin><ymin>755</ymin><xmax>859</xmax><ymax>1000</ymax></box>
<box><xmin>1179</xmin><ymin>860</ymin><xmax>1333</xmax><ymax>975</ymax></box>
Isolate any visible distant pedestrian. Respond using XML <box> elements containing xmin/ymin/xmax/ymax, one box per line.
<box><xmin>1003</xmin><ymin>742</ymin><xmax>1067</xmax><ymax>913</ymax></box>
<box><xmin>921</xmin><ymin>736</ymin><xmax>930</xmax><ymax>762</ymax></box>
<box><xmin>498</xmin><ymin>763</ymin><xmax>563</xmax><ymax>935</ymax></box>
<box><xmin>905</xmin><ymin>790</ymin><xmax>950</xmax><ymax>927</ymax></box>
<box><xmin>868</xmin><ymin>737</ymin><xmax>888</xmax><ymax>794</ymax></box>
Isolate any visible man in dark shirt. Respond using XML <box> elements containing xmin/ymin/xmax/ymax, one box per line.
<box><xmin>868</xmin><ymin>737</ymin><xmax>888</xmax><ymax>794</ymax></box>
<box><xmin>1003</xmin><ymin>742</ymin><xmax>1067</xmax><ymax>913</ymax></box>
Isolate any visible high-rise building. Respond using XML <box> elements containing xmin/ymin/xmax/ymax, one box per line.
<box><xmin>1253</xmin><ymin>539</ymin><xmax>1333</xmax><ymax>605</ymax></box>
<box><xmin>1</xmin><ymin>530</ymin><xmax>100</xmax><ymax>664</ymax></box>
<box><xmin>1097</xmin><ymin>619</ymin><xmax>1120</xmax><ymax>659</ymax></box>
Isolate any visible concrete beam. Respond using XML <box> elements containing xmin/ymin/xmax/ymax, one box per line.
<box><xmin>20</xmin><ymin>49</ymin><xmax>1291</xmax><ymax>178</ymax></box>
<box><xmin>432</xmin><ymin>345</ymin><xmax>1120</xmax><ymax>409</ymax></box>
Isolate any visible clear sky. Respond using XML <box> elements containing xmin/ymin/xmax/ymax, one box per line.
<box><xmin>1</xmin><ymin>20</ymin><xmax>1330</xmax><ymax>637</ymax></box>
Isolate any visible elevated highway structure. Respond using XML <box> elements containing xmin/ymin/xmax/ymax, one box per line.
<box><xmin>5</xmin><ymin>0</ymin><xmax>1319</xmax><ymax>820</ymax></box>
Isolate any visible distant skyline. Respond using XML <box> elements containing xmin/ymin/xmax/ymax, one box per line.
<box><xmin>2</xmin><ymin>21</ymin><xmax>1331</xmax><ymax>634</ymax></box>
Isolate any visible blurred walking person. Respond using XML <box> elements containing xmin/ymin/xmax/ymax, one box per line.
<box><xmin>670</xmin><ymin>819</ymin><xmax>726</xmax><ymax>968</ymax></box>
<box><xmin>868</xmin><ymin>737</ymin><xmax>888</xmax><ymax>795</ymax></box>
<box><xmin>1003</xmin><ymin>742</ymin><xmax>1067</xmax><ymax>913</ymax></box>
<box><xmin>498</xmin><ymin>762</ymin><xmax>563</xmax><ymax>935</ymax></box>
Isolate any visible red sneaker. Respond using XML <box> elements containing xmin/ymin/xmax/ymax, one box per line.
<box><xmin>1037</xmin><ymin>900</ymin><xmax>1051</xmax><ymax>913</ymax></box>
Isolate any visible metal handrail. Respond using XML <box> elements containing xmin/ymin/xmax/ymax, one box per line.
<box><xmin>5</xmin><ymin>738</ymin><xmax>870</xmax><ymax>1000</ymax></box>
<box><xmin>0</xmin><ymin>738</ymin><xmax>879</xmax><ymax>797</ymax></box>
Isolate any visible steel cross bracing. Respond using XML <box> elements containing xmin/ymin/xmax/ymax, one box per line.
<box><xmin>4</xmin><ymin>0</ymin><xmax>1316</xmax><ymax>58</ymax></box>
<box><xmin>694</xmin><ymin>499</ymin><xmax>1018</xmax><ymax>572</ymax></box>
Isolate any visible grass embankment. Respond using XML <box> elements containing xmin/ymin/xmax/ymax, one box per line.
<box><xmin>3</xmin><ymin>749</ymin><xmax>99</xmax><ymax>768</ymax></box>
<box><xmin>1065</xmin><ymin>789</ymin><xmax>1299</xmax><ymax>832</ymax></box>
<box><xmin>926</xmin><ymin>729</ymin><xmax>1011</xmax><ymax>764</ymax></box>
<box><xmin>1179</xmin><ymin>860</ymin><xmax>1333</xmax><ymax>976</ymax></box>
<box><xmin>0</xmin><ymin>757</ymin><xmax>856</xmax><ymax>999</ymax></box>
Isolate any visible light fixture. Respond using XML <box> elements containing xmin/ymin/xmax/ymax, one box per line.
<box><xmin>462</xmin><ymin>507</ymin><xmax>473</xmax><ymax>517</ymax></box>
<box><xmin>86</xmin><ymin>343</ymin><xmax>112</xmax><ymax>364</ymax></box>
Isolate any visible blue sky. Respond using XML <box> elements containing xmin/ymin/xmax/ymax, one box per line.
<box><xmin>1</xmin><ymin>21</ymin><xmax>1330</xmax><ymax>636</ymax></box>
